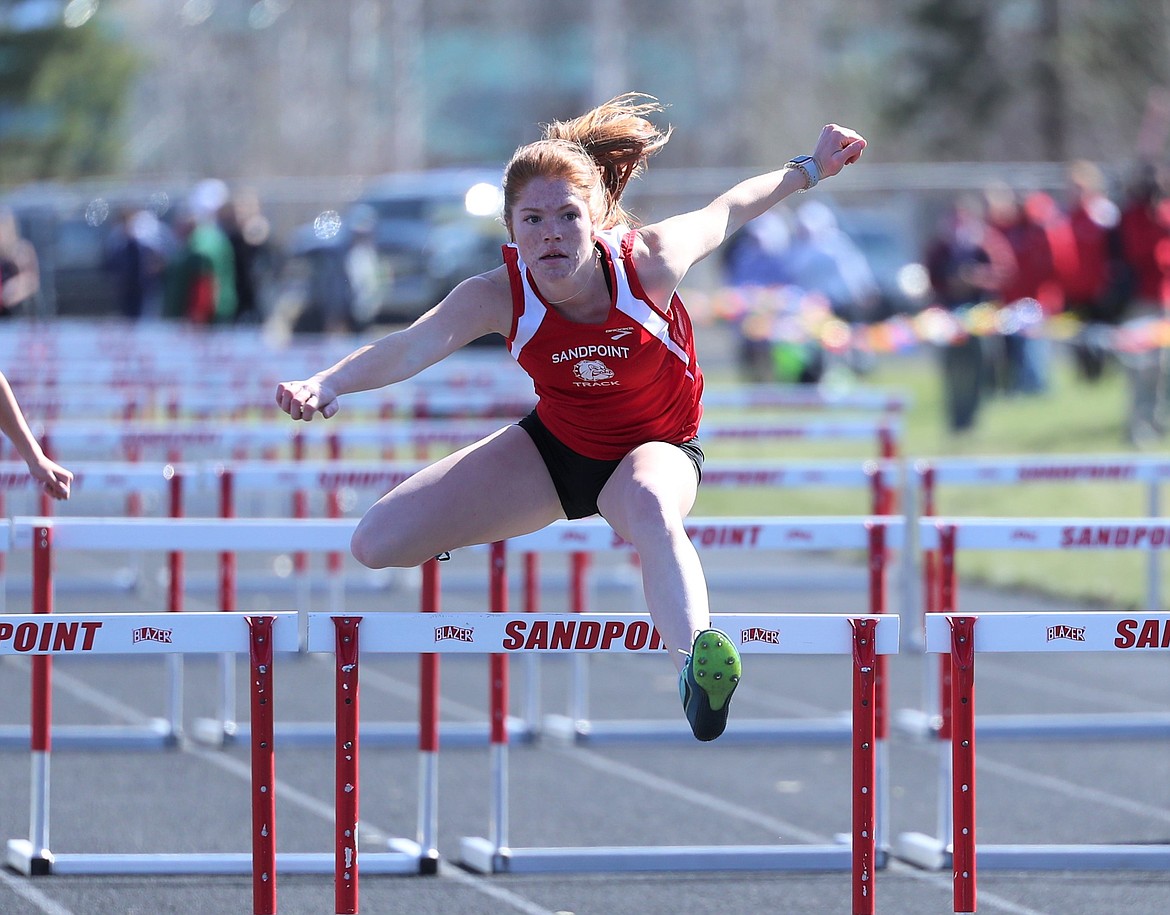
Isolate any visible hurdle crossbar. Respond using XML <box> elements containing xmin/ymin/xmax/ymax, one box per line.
<box><xmin>306</xmin><ymin>609</ymin><xmax>898</xmax><ymax>915</ymax></box>
<box><xmin>901</xmin><ymin>612</ymin><xmax>1170</xmax><ymax>914</ymax></box>
<box><xmin>518</xmin><ymin>517</ymin><xmax>901</xmax><ymax>749</ymax></box>
<box><xmin>903</xmin><ymin>517</ymin><xmax>1170</xmax><ymax>741</ymax></box>
<box><xmin>913</xmin><ymin>457</ymin><xmax>1170</xmax><ymax>640</ymax></box>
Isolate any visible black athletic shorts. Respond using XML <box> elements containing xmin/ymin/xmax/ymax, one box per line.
<box><xmin>518</xmin><ymin>410</ymin><xmax>704</xmax><ymax>520</ymax></box>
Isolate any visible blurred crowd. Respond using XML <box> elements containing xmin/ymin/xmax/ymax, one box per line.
<box><xmin>720</xmin><ymin>159</ymin><xmax>1170</xmax><ymax>447</ymax></box>
<box><xmin>924</xmin><ymin>160</ymin><xmax>1170</xmax><ymax>444</ymax></box>
<box><xmin>100</xmin><ymin>178</ymin><xmax>279</xmax><ymax>326</ymax></box>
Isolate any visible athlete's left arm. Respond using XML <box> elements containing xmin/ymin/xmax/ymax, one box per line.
<box><xmin>635</xmin><ymin>124</ymin><xmax>866</xmax><ymax>296</ymax></box>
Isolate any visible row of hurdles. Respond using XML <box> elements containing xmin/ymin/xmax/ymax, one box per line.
<box><xmin>1</xmin><ymin>513</ymin><xmax>1169</xmax><ymax>915</ymax></box>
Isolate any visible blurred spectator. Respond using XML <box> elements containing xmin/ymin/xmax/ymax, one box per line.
<box><xmin>924</xmin><ymin>194</ymin><xmax>1016</xmax><ymax>432</ymax></box>
<box><xmin>783</xmin><ymin>200</ymin><xmax>881</xmax><ymax>323</ymax></box>
<box><xmin>984</xmin><ymin>183</ymin><xmax>1072</xmax><ymax>395</ymax></box>
<box><xmin>187</xmin><ymin>179</ymin><xmax>237</xmax><ymax>323</ymax></box>
<box><xmin>1063</xmin><ymin>160</ymin><xmax>1125</xmax><ymax>381</ymax></box>
<box><xmin>104</xmin><ymin>206</ymin><xmax>148</xmax><ymax>319</ymax></box>
<box><xmin>1117</xmin><ymin>163</ymin><xmax>1170</xmax><ymax>445</ymax></box>
<box><xmin>719</xmin><ymin>212</ymin><xmax>802</xmax><ymax>381</ymax></box>
<box><xmin>219</xmin><ymin>188</ymin><xmax>277</xmax><ymax>325</ymax></box>
<box><xmin>0</xmin><ymin>206</ymin><xmax>40</xmax><ymax>318</ymax></box>
<box><xmin>163</xmin><ymin>210</ymin><xmax>216</xmax><ymax>323</ymax></box>
<box><xmin>344</xmin><ymin>205</ymin><xmax>385</xmax><ymax>333</ymax></box>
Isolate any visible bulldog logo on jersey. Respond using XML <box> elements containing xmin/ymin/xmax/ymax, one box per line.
<box><xmin>574</xmin><ymin>359</ymin><xmax>615</xmax><ymax>383</ymax></box>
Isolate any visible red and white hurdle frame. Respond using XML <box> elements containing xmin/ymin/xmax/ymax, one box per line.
<box><xmin>904</xmin><ymin>516</ymin><xmax>1170</xmax><ymax>742</ymax></box>
<box><xmin>913</xmin><ymin>455</ymin><xmax>1170</xmax><ymax>644</ymax></box>
<box><xmin>198</xmin><ymin>458</ymin><xmax>895</xmax><ymax>745</ymax></box>
<box><xmin>528</xmin><ymin>516</ymin><xmax>901</xmax><ymax>755</ymax></box>
<box><xmin>0</xmin><ymin>466</ymin><xmax>185</xmax><ymax>750</ymax></box>
<box><xmin>2</xmin><ymin>610</ymin><xmax>300</xmax><ymax>907</ymax></box>
<box><xmin>908</xmin><ymin>612</ymin><xmax>1170</xmax><ymax>914</ymax></box>
<box><xmin>5</xmin><ymin>518</ymin><xmax>432</xmax><ymax>890</ymax></box>
<box><xmin>306</xmin><ymin>605</ymin><xmax>899</xmax><ymax>915</ymax></box>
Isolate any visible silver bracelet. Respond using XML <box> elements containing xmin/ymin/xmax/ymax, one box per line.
<box><xmin>785</xmin><ymin>155</ymin><xmax>820</xmax><ymax>192</ymax></box>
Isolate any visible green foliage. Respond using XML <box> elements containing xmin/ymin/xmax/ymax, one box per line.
<box><xmin>0</xmin><ymin>20</ymin><xmax>138</xmax><ymax>184</ymax></box>
<box><xmin>879</xmin><ymin>0</ymin><xmax>1010</xmax><ymax>156</ymax></box>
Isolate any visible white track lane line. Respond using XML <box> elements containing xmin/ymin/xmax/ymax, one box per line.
<box><xmin>0</xmin><ymin>870</ymin><xmax>77</xmax><ymax>915</ymax></box>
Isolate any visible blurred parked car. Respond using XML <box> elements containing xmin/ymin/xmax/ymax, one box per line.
<box><xmin>281</xmin><ymin>168</ymin><xmax>508</xmax><ymax>333</ymax></box>
<box><xmin>1</xmin><ymin>182</ymin><xmax>184</xmax><ymax>318</ymax></box>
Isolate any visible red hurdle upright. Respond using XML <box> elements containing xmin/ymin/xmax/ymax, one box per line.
<box><xmin>912</xmin><ymin>611</ymin><xmax>1170</xmax><ymax>915</ymax></box>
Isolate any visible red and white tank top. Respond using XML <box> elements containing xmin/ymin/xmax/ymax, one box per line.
<box><xmin>503</xmin><ymin>226</ymin><xmax>704</xmax><ymax>460</ymax></box>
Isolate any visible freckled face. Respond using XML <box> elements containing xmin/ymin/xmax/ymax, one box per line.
<box><xmin>511</xmin><ymin>177</ymin><xmax>597</xmax><ymax>281</ymax></box>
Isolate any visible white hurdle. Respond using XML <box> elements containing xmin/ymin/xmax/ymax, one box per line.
<box><xmin>913</xmin><ymin>455</ymin><xmax>1170</xmax><ymax>641</ymax></box>
<box><xmin>519</xmin><ymin>516</ymin><xmax>902</xmax><ymax>751</ymax></box>
<box><xmin>902</xmin><ymin>517</ymin><xmax>1170</xmax><ymax>741</ymax></box>
<box><xmin>2</xmin><ymin>610</ymin><xmax>300</xmax><ymax>914</ymax></box>
<box><xmin>903</xmin><ymin>612</ymin><xmax>1170</xmax><ymax>915</ymax></box>
<box><xmin>306</xmin><ymin>607</ymin><xmax>899</xmax><ymax>915</ymax></box>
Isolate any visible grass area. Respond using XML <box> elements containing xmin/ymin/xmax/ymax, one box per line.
<box><xmin>696</xmin><ymin>347</ymin><xmax>1168</xmax><ymax>610</ymax></box>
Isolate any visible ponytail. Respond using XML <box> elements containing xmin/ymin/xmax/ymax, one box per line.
<box><xmin>503</xmin><ymin>93</ymin><xmax>671</xmax><ymax>233</ymax></box>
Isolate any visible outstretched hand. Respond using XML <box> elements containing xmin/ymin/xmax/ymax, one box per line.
<box><xmin>812</xmin><ymin>124</ymin><xmax>867</xmax><ymax>180</ymax></box>
<box><xmin>29</xmin><ymin>456</ymin><xmax>72</xmax><ymax>501</ymax></box>
<box><xmin>276</xmin><ymin>378</ymin><xmax>340</xmax><ymax>422</ymax></box>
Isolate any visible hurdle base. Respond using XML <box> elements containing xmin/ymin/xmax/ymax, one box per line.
<box><xmin>6</xmin><ymin>839</ymin><xmax>54</xmax><ymax>876</ymax></box>
<box><xmin>190</xmin><ymin>716</ymin><xmax>536</xmax><ymax>748</ymax></box>
<box><xmin>892</xmin><ymin>831</ymin><xmax>950</xmax><ymax>871</ymax></box>
<box><xmin>457</xmin><ymin>837</ymin><xmax>857</xmax><ymax>874</ymax></box>
<box><xmin>895</xmin><ymin>709</ymin><xmax>1170</xmax><ymax>741</ymax></box>
<box><xmin>542</xmin><ymin>714</ymin><xmax>853</xmax><ymax>746</ymax></box>
<box><xmin>5</xmin><ymin>843</ymin><xmax>430</xmax><ymax>876</ymax></box>
<box><xmin>0</xmin><ymin>720</ymin><xmax>176</xmax><ymax>751</ymax></box>
<box><xmin>976</xmin><ymin>844</ymin><xmax>1170</xmax><ymax>870</ymax></box>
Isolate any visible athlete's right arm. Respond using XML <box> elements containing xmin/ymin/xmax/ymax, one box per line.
<box><xmin>275</xmin><ymin>271</ymin><xmax>512</xmax><ymax>421</ymax></box>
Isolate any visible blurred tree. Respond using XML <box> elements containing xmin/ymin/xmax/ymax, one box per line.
<box><xmin>0</xmin><ymin>15</ymin><xmax>138</xmax><ymax>184</ymax></box>
<box><xmin>879</xmin><ymin>0</ymin><xmax>1011</xmax><ymax>159</ymax></box>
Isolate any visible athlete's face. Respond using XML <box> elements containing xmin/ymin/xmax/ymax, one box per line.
<box><xmin>511</xmin><ymin>177</ymin><xmax>597</xmax><ymax>282</ymax></box>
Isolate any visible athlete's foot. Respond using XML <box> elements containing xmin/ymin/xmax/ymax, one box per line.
<box><xmin>678</xmin><ymin>629</ymin><xmax>741</xmax><ymax>742</ymax></box>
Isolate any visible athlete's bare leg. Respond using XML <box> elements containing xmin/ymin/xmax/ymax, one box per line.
<box><xmin>596</xmin><ymin>441</ymin><xmax>707</xmax><ymax>671</ymax></box>
<box><xmin>351</xmin><ymin>424</ymin><xmax>565</xmax><ymax>569</ymax></box>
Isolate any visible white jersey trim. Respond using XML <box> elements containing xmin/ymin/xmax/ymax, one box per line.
<box><xmin>507</xmin><ymin>228</ymin><xmax>690</xmax><ymax>370</ymax></box>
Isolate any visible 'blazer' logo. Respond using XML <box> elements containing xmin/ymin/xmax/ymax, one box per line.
<box><xmin>435</xmin><ymin>625</ymin><xmax>474</xmax><ymax>643</ymax></box>
<box><xmin>741</xmin><ymin>627</ymin><xmax>780</xmax><ymax>645</ymax></box>
<box><xmin>1046</xmin><ymin>624</ymin><xmax>1085</xmax><ymax>642</ymax></box>
<box><xmin>133</xmin><ymin>627</ymin><xmax>173</xmax><ymax>644</ymax></box>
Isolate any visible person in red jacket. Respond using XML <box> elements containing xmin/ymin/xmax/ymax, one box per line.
<box><xmin>1117</xmin><ymin>163</ymin><xmax>1170</xmax><ymax>445</ymax></box>
<box><xmin>1063</xmin><ymin>160</ymin><xmax>1124</xmax><ymax>382</ymax></box>
<box><xmin>276</xmin><ymin>94</ymin><xmax>866</xmax><ymax>741</ymax></box>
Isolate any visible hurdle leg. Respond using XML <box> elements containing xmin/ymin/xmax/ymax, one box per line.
<box><xmin>522</xmin><ymin>552</ymin><xmax>542</xmax><ymax>732</ymax></box>
<box><xmin>220</xmin><ymin>470</ymin><xmax>240</xmax><ymax>740</ymax></box>
<box><xmin>334</xmin><ymin>616</ymin><xmax>361</xmax><ymax>915</ymax></box>
<box><xmin>949</xmin><ymin>616</ymin><xmax>977</xmax><ymax>915</ymax></box>
<box><xmin>417</xmin><ymin>559</ymin><xmax>440</xmax><ymax>871</ymax></box>
<box><xmin>460</xmin><ymin>542</ymin><xmax>511</xmax><ymax>873</ymax></box>
<box><xmin>490</xmin><ymin>542</ymin><xmax>511</xmax><ymax>858</ymax></box>
<box><xmin>166</xmin><ymin>474</ymin><xmax>185</xmax><ymax>744</ymax></box>
<box><xmin>568</xmin><ymin>551</ymin><xmax>590</xmax><ymax>730</ymax></box>
<box><xmin>850</xmin><ymin>618</ymin><xmax>878</xmax><ymax>915</ymax></box>
<box><xmin>8</xmin><ymin>526</ymin><xmax>55</xmax><ymax>875</ymax></box>
<box><xmin>248</xmin><ymin>616</ymin><xmax>277</xmax><ymax>915</ymax></box>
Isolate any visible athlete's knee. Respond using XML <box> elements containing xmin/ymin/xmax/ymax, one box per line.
<box><xmin>350</xmin><ymin>516</ymin><xmax>421</xmax><ymax>569</ymax></box>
